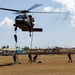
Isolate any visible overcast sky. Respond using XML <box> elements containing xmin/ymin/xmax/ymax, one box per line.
<box><xmin>0</xmin><ymin>0</ymin><xmax>75</xmax><ymax>48</ymax></box>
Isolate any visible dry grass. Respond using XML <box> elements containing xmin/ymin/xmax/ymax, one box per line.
<box><xmin>0</xmin><ymin>54</ymin><xmax>75</xmax><ymax>75</ymax></box>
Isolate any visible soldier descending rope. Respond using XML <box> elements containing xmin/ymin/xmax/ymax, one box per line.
<box><xmin>13</xmin><ymin>27</ymin><xmax>19</xmax><ymax>63</ymax></box>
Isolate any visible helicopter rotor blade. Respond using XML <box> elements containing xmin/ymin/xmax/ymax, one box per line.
<box><xmin>27</xmin><ymin>4</ymin><xmax>42</xmax><ymax>11</ymax></box>
<box><xmin>27</xmin><ymin>11</ymin><xmax>67</xmax><ymax>14</ymax></box>
<box><xmin>0</xmin><ymin>7</ymin><xmax>20</xmax><ymax>12</ymax></box>
<box><xmin>0</xmin><ymin>6</ymin><xmax>68</xmax><ymax>14</ymax></box>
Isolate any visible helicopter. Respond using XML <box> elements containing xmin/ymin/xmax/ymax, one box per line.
<box><xmin>0</xmin><ymin>4</ymin><xmax>67</xmax><ymax>37</ymax></box>
<box><xmin>0</xmin><ymin>4</ymin><xmax>44</xmax><ymax>36</ymax></box>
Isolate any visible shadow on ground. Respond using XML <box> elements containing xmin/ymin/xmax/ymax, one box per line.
<box><xmin>0</xmin><ymin>63</ymin><xmax>14</xmax><ymax>67</ymax></box>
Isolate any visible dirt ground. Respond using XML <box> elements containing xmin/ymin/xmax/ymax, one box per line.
<box><xmin>0</xmin><ymin>54</ymin><xmax>75</xmax><ymax>75</ymax></box>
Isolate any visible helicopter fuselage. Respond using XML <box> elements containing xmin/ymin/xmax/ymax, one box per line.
<box><xmin>14</xmin><ymin>14</ymin><xmax>42</xmax><ymax>34</ymax></box>
<box><xmin>14</xmin><ymin>14</ymin><xmax>35</xmax><ymax>31</ymax></box>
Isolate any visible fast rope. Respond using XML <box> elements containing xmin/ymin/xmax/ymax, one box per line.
<box><xmin>30</xmin><ymin>32</ymin><xmax>34</xmax><ymax>53</ymax></box>
<box><xmin>14</xmin><ymin>26</ymin><xmax>19</xmax><ymax>63</ymax></box>
<box><xmin>14</xmin><ymin>26</ymin><xmax>18</xmax><ymax>51</ymax></box>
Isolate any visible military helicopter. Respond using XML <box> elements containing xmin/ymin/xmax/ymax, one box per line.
<box><xmin>0</xmin><ymin>4</ymin><xmax>67</xmax><ymax>37</ymax></box>
<box><xmin>0</xmin><ymin>4</ymin><xmax>45</xmax><ymax>36</ymax></box>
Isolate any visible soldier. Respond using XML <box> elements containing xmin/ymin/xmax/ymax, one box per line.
<box><xmin>14</xmin><ymin>34</ymin><xmax>17</xmax><ymax>43</ymax></box>
<box><xmin>29</xmin><ymin>15</ymin><xmax>35</xmax><ymax>27</ymax></box>
<box><xmin>68</xmin><ymin>52</ymin><xmax>72</xmax><ymax>63</ymax></box>
<box><xmin>28</xmin><ymin>53</ymin><xmax>32</xmax><ymax>63</ymax></box>
<box><xmin>33</xmin><ymin>55</ymin><xmax>38</xmax><ymax>63</ymax></box>
<box><xmin>13</xmin><ymin>54</ymin><xmax>17</xmax><ymax>63</ymax></box>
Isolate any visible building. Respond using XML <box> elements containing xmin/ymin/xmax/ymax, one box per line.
<box><xmin>15</xmin><ymin>49</ymin><xmax>24</xmax><ymax>54</ymax></box>
<box><xmin>2</xmin><ymin>48</ymin><xmax>15</xmax><ymax>55</ymax></box>
<box><xmin>2</xmin><ymin>48</ymin><xmax>24</xmax><ymax>55</ymax></box>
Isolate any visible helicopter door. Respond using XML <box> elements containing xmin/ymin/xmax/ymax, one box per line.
<box><xmin>28</xmin><ymin>15</ymin><xmax>35</xmax><ymax>27</ymax></box>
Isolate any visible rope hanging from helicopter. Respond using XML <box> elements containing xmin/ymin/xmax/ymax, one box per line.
<box><xmin>29</xmin><ymin>13</ymin><xmax>34</xmax><ymax>53</ymax></box>
<box><xmin>14</xmin><ymin>26</ymin><xmax>18</xmax><ymax>50</ymax></box>
<box><xmin>30</xmin><ymin>32</ymin><xmax>34</xmax><ymax>53</ymax></box>
<box><xmin>14</xmin><ymin>26</ymin><xmax>19</xmax><ymax>62</ymax></box>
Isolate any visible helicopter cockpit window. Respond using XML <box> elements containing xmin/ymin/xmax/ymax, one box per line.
<box><xmin>15</xmin><ymin>15</ymin><xmax>27</xmax><ymax>21</ymax></box>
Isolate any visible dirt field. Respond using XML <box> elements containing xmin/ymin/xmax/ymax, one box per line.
<box><xmin>0</xmin><ymin>54</ymin><xmax>75</xmax><ymax>75</ymax></box>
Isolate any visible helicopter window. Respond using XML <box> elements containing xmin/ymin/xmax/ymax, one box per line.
<box><xmin>15</xmin><ymin>15</ymin><xmax>27</xmax><ymax>21</ymax></box>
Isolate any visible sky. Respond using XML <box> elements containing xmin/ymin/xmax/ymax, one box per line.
<box><xmin>0</xmin><ymin>0</ymin><xmax>75</xmax><ymax>48</ymax></box>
